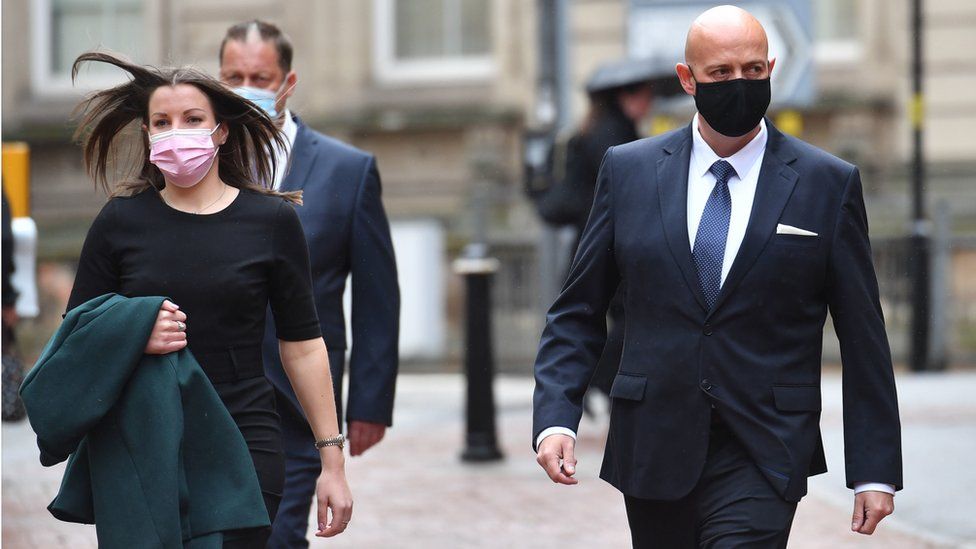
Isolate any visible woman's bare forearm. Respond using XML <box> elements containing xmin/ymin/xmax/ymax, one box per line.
<box><xmin>278</xmin><ymin>338</ymin><xmax>344</xmax><ymax>470</ymax></box>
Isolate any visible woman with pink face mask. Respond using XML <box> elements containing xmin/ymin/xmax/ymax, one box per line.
<box><xmin>64</xmin><ymin>52</ymin><xmax>352</xmax><ymax>547</ymax></box>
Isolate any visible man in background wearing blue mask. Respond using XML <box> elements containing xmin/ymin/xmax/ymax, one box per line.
<box><xmin>219</xmin><ymin>20</ymin><xmax>400</xmax><ymax>549</ymax></box>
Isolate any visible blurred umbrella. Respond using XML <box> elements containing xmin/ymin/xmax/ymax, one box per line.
<box><xmin>585</xmin><ymin>57</ymin><xmax>683</xmax><ymax>97</ymax></box>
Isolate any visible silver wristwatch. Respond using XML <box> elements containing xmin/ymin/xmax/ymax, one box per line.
<box><xmin>314</xmin><ymin>434</ymin><xmax>345</xmax><ymax>450</ymax></box>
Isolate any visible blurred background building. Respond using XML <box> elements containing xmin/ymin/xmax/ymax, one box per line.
<box><xmin>2</xmin><ymin>0</ymin><xmax>975</xmax><ymax>369</ymax></box>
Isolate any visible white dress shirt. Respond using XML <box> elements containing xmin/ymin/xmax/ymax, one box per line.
<box><xmin>687</xmin><ymin>114</ymin><xmax>765</xmax><ymax>284</ymax></box>
<box><xmin>537</xmin><ymin>115</ymin><xmax>895</xmax><ymax>496</ymax></box>
<box><xmin>271</xmin><ymin>109</ymin><xmax>298</xmax><ymax>191</ymax></box>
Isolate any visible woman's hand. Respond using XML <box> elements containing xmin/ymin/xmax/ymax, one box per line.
<box><xmin>277</xmin><ymin>338</ymin><xmax>350</xmax><ymax>536</ymax></box>
<box><xmin>314</xmin><ymin>466</ymin><xmax>353</xmax><ymax>538</ymax></box>
<box><xmin>145</xmin><ymin>300</ymin><xmax>188</xmax><ymax>354</ymax></box>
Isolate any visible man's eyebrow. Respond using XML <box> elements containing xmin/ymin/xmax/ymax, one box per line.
<box><xmin>702</xmin><ymin>59</ymin><xmax>765</xmax><ymax>71</ymax></box>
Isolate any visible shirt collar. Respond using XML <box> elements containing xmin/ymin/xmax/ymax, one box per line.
<box><xmin>281</xmin><ymin>109</ymin><xmax>298</xmax><ymax>149</ymax></box>
<box><xmin>690</xmin><ymin>114</ymin><xmax>767</xmax><ymax>181</ymax></box>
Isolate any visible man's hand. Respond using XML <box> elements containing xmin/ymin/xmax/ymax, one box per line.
<box><xmin>851</xmin><ymin>491</ymin><xmax>894</xmax><ymax>535</ymax></box>
<box><xmin>347</xmin><ymin>420</ymin><xmax>386</xmax><ymax>456</ymax></box>
<box><xmin>536</xmin><ymin>434</ymin><xmax>578</xmax><ymax>485</ymax></box>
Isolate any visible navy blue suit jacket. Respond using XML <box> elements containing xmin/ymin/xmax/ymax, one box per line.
<box><xmin>532</xmin><ymin>121</ymin><xmax>902</xmax><ymax>502</ymax></box>
<box><xmin>263</xmin><ymin>115</ymin><xmax>399</xmax><ymax>426</ymax></box>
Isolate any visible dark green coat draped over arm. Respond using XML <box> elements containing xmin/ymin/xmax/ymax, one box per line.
<box><xmin>20</xmin><ymin>293</ymin><xmax>270</xmax><ymax>548</ymax></box>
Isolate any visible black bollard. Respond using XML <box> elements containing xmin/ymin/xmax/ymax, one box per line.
<box><xmin>454</xmin><ymin>251</ymin><xmax>503</xmax><ymax>462</ymax></box>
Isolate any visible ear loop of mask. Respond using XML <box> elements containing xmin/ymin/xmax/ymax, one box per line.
<box><xmin>272</xmin><ymin>79</ymin><xmax>298</xmax><ymax>118</ymax></box>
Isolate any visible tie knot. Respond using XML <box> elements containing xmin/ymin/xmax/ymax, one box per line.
<box><xmin>710</xmin><ymin>160</ymin><xmax>736</xmax><ymax>185</ymax></box>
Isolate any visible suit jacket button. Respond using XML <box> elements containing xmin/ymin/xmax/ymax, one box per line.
<box><xmin>701</xmin><ymin>379</ymin><xmax>712</xmax><ymax>391</ymax></box>
<box><xmin>703</xmin><ymin>324</ymin><xmax>713</xmax><ymax>336</ymax></box>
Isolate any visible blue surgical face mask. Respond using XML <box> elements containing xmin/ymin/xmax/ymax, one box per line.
<box><xmin>233</xmin><ymin>80</ymin><xmax>292</xmax><ymax>119</ymax></box>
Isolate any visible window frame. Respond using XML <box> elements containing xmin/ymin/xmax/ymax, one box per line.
<box><xmin>812</xmin><ymin>0</ymin><xmax>864</xmax><ymax>64</ymax></box>
<box><xmin>372</xmin><ymin>0</ymin><xmax>496</xmax><ymax>85</ymax></box>
<box><xmin>30</xmin><ymin>0</ymin><xmax>149</xmax><ymax>96</ymax></box>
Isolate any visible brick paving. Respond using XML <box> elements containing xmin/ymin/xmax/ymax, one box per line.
<box><xmin>3</xmin><ymin>373</ymin><xmax>971</xmax><ymax>548</ymax></box>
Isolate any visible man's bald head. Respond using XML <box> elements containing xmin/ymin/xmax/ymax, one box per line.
<box><xmin>674</xmin><ymin>4</ymin><xmax>775</xmax><ymax>99</ymax></box>
<box><xmin>684</xmin><ymin>5</ymin><xmax>769</xmax><ymax>74</ymax></box>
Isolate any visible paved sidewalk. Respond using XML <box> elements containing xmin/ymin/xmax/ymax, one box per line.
<box><xmin>3</xmin><ymin>372</ymin><xmax>974</xmax><ymax>548</ymax></box>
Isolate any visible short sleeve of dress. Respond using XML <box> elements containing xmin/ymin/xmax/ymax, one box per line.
<box><xmin>269</xmin><ymin>200</ymin><xmax>322</xmax><ymax>341</ymax></box>
<box><xmin>66</xmin><ymin>200</ymin><xmax>121</xmax><ymax>312</ymax></box>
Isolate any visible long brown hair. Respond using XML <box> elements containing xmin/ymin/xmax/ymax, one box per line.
<box><xmin>71</xmin><ymin>51</ymin><xmax>301</xmax><ymax>204</ymax></box>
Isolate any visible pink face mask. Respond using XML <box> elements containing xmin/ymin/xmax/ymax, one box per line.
<box><xmin>148</xmin><ymin>125</ymin><xmax>221</xmax><ymax>188</ymax></box>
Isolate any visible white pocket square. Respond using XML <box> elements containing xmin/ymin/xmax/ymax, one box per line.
<box><xmin>776</xmin><ymin>224</ymin><xmax>818</xmax><ymax>237</ymax></box>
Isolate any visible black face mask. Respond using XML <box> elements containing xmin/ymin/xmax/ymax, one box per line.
<box><xmin>693</xmin><ymin>77</ymin><xmax>771</xmax><ymax>137</ymax></box>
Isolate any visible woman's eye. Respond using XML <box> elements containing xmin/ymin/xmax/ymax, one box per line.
<box><xmin>153</xmin><ymin>120</ymin><xmax>168</xmax><ymax>127</ymax></box>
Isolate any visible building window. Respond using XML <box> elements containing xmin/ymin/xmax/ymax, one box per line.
<box><xmin>32</xmin><ymin>0</ymin><xmax>145</xmax><ymax>95</ymax></box>
<box><xmin>814</xmin><ymin>0</ymin><xmax>862</xmax><ymax>62</ymax></box>
<box><xmin>374</xmin><ymin>0</ymin><xmax>494</xmax><ymax>83</ymax></box>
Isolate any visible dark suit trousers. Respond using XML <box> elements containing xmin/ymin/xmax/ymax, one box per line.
<box><xmin>624</xmin><ymin>419</ymin><xmax>797</xmax><ymax>549</ymax></box>
<box><xmin>267</xmin><ymin>350</ymin><xmax>345</xmax><ymax>549</ymax></box>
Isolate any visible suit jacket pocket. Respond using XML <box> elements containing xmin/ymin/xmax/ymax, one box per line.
<box><xmin>772</xmin><ymin>384</ymin><xmax>821</xmax><ymax>412</ymax></box>
<box><xmin>609</xmin><ymin>373</ymin><xmax>646</xmax><ymax>401</ymax></box>
<box><xmin>772</xmin><ymin>234</ymin><xmax>821</xmax><ymax>248</ymax></box>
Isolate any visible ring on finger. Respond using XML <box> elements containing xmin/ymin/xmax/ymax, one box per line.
<box><xmin>174</xmin><ymin>320</ymin><xmax>186</xmax><ymax>332</ymax></box>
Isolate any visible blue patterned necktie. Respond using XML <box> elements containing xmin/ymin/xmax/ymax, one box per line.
<box><xmin>693</xmin><ymin>160</ymin><xmax>736</xmax><ymax>310</ymax></box>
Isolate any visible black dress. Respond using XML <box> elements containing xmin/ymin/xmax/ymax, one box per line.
<box><xmin>67</xmin><ymin>187</ymin><xmax>322</xmax><ymax>547</ymax></box>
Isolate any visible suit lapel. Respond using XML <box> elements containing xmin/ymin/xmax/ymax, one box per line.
<box><xmin>708</xmin><ymin>122</ymin><xmax>799</xmax><ymax>317</ymax></box>
<box><xmin>279</xmin><ymin>116</ymin><xmax>318</xmax><ymax>193</ymax></box>
<box><xmin>657</xmin><ymin>125</ymin><xmax>709</xmax><ymax>313</ymax></box>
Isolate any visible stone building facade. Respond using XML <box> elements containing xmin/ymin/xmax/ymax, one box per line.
<box><xmin>3</xmin><ymin>0</ymin><xmax>975</xmax><ymax>366</ymax></box>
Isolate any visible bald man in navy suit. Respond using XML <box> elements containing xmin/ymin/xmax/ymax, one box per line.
<box><xmin>532</xmin><ymin>6</ymin><xmax>901</xmax><ymax>548</ymax></box>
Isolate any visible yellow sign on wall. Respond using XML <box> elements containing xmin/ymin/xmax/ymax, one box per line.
<box><xmin>649</xmin><ymin>115</ymin><xmax>678</xmax><ymax>136</ymax></box>
<box><xmin>774</xmin><ymin>110</ymin><xmax>804</xmax><ymax>137</ymax></box>
<box><xmin>2</xmin><ymin>142</ymin><xmax>31</xmax><ymax>218</ymax></box>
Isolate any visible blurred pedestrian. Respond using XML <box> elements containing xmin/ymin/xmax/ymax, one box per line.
<box><xmin>65</xmin><ymin>51</ymin><xmax>352</xmax><ymax>547</ymax></box>
<box><xmin>218</xmin><ymin>20</ymin><xmax>399</xmax><ymax>549</ymax></box>
<box><xmin>537</xmin><ymin>59</ymin><xmax>680</xmax><ymax>402</ymax></box>
<box><xmin>1</xmin><ymin>188</ymin><xmax>17</xmax><ymax>347</ymax></box>
<box><xmin>533</xmin><ymin>6</ymin><xmax>902</xmax><ymax>548</ymax></box>
<box><xmin>1</xmin><ymin>186</ymin><xmax>26</xmax><ymax>422</ymax></box>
